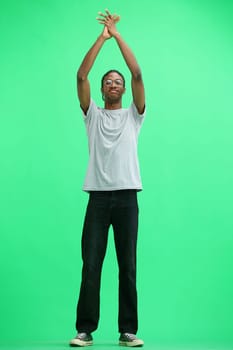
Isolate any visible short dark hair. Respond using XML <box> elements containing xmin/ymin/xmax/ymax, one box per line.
<box><xmin>101</xmin><ymin>69</ymin><xmax>125</xmax><ymax>88</ymax></box>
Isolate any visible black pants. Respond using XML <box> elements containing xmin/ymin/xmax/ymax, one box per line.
<box><xmin>76</xmin><ymin>190</ymin><xmax>139</xmax><ymax>334</ymax></box>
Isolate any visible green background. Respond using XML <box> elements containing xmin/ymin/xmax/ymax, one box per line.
<box><xmin>1</xmin><ymin>0</ymin><xmax>233</xmax><ymax>348</ymax></box>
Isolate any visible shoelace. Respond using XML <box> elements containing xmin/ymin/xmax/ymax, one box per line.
<box><xmin>77</xmin><ymin>333</ymin><xmax>87</xmax><ymax>339</ymax></box>
<box><xmin>124</xmin><ymin>333</ymin><xmax>137</xmax><ymax>340</ymax></box>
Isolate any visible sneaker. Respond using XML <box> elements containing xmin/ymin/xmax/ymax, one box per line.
<box><xmin>119</xmin><ymin>333</ymin><xmax>144</xmax><ymax>347</ymax></box>
<box><xmin>69</xmin><ymin>332</ymin><xmax>93</xmax><ymax>347</ymax></box>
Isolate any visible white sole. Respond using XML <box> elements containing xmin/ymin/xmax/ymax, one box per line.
<box><xmin>119</xmin><ymin>340</ymin><xmax>144</xmax><ymax>347</ymax></box>
<box><xmin>69</xmin><ymin>339</ymin><xmax>93</xmax><ymax>347</ymax></box>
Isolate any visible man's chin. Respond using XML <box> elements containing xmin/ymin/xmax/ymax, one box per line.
<box><xmin>106</xmin><ymin>96</ymin><xmax>121</xmax><ymax>103</ymax></box>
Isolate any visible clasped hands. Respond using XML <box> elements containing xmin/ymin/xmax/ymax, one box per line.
<box><xmin>96</xmin><ymin>9</ymin><xmax>120</xmax><ymax>39</ymax></box>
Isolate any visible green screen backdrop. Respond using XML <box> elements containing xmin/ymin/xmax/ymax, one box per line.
<box><xmin>1</xmin><ymin>0</ymin><xmax>233</xmax><ymax>348</ymax></box>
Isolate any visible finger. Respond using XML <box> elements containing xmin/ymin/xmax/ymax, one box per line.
<box><xmin>97</xmin><ymin>11</ymin><xmax>107</xmax><ymax>18</ymax></box>
<box><xmin>113</xmin><ymin>14</ymin><xmax>120</xmax><ymax>22</ymax></box>
<box><xmin>96</xmin><ymin>15</ymin><xmax>107</xmax><ymax>22</ymax></box>
<box><xmin>105</xmin><ymin>9</ymin><xmax>112</xmax><ymax>17</ymax></box>
<box><xmin>96</xmin><ymin>18</ymin><xmax>106</xmax><ymax>24</ymax></box>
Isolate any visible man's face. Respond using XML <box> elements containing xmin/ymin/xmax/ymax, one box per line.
<box><xmin>101</xmin><ymin>72</ymin><xmax>125</xmax><ymax>103</ymax></box>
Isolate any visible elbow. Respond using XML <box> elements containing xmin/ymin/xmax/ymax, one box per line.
<box><xmin>132</xmin><ymin>69</ymin><xmax>143</xmax><ymax>82</ymax></box>
<box><xmin>77</xmin><ymin>69</ymin><xmax>87</xmax><ymax>82</ymax></box>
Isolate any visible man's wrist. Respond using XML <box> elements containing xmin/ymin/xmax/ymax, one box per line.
<box><xmin>98</xmin><ymin>34</ymin><xmax>107</xmax><ymax>42</ymax></box>
<box><xmin>113</xmin><ymin>32</ymin><xmax>121</xmax><ymax>39</ymax></box>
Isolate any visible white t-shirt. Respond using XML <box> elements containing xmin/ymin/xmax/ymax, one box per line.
<box><xmin>82</xmin><ymin>99</ymin><xmax>145</xmax><ymax>192</ymax></box>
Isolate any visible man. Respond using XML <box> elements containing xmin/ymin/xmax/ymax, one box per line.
<box><xmin>70</xmin><ymin>10</ymin><xmax>145</xmax><ymax>347</ymax></box>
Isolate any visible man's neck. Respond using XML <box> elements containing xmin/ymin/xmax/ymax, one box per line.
<box><xmin>104</xmin><ymin>101</ymin><xmax>122</xmax><ymax>110</ymax></box>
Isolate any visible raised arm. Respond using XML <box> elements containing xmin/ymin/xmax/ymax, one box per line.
<box><xmin>77</xmin><ymin>26</ymin><xmax>111</xmax><ymax>114</ymax></box>
<box><xmin>97</xmin><ymin>10</ymin><xmax>145</xmax><ymax>114</ymax></box>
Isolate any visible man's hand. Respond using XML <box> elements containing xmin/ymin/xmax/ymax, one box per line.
<box><xmin>101</xmin><ymin>25</ymin><xmax>111</xmax><ymax>40</ymax></box>
<box><xmin>97</xmin><ymin>9</ymin><xmax>120</xmax><ymax>38</ymax></box>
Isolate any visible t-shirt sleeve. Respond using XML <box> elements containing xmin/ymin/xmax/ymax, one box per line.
<box><xmin>81</xmin><ymin>99</ymin><xmax>98</xmax><ymax>125</ymax></box>
<box><xmin>130</xmin><ymin>102</ymin><xmax>146</xmax><ymax>130</ymax></box>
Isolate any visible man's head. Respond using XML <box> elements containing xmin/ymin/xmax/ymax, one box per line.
<box><xmin>101</xmin><ymin>70</ymin><xmax>126</xmax><ymax>103</ymax></box>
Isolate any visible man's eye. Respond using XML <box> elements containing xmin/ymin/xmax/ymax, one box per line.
<box><xmin>115</xmin><ymin>80</ymin><xmax>123</xmax><ymax>85</ymax></box>
<box><xmin>105</xmin><ymin>80</ymin><xmax>112</xmax><ymax>85</ymax></box>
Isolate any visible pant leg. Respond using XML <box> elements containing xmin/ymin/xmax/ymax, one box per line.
<box><xmin>76</xmin><ymin>192</ymin><xmax>111</xmax><ymax>333</ymax></box>
<box><xmin>111</xmin><ymin>190</ymin><xmax>139</xmax><ymax>334</ymax></box>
